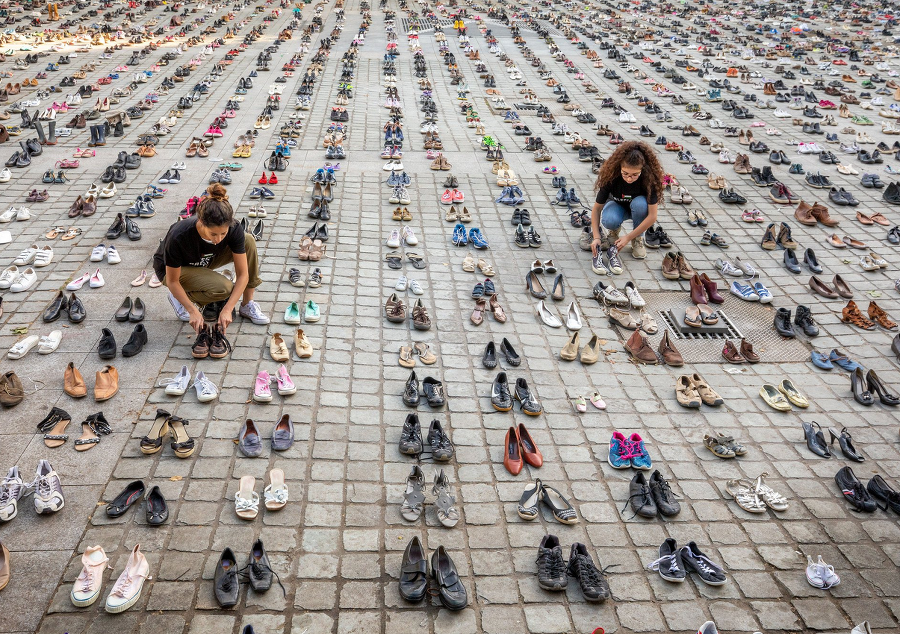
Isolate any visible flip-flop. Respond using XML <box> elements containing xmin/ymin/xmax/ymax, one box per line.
<box><xmin>385</xmin><ymin>252</ymin><xmax>402</xmax><ymax>269</ymax></box>
<box><xmin>45</xmin><ymin>226</ymin><xmax>65</xmax><ymax>239</ymax></box>
<box><xmin>60</xmin><ymin>227</ymin><xmax>82</xmax><ymax>241</ymax></box>
<box><xmin>406</xmin><ymin>253</ymin><xmax>426</xmax><ymax>269</ymax></box>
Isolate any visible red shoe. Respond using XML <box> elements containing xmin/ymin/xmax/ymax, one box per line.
<box><xmin>258</xmin><ymin>172</ymin><xmax>268</xmax><ymax>184</ymax></box>
<box><xmin>268</xmin><ymin>172</ymin><xmax>278</xmax><ymax>184</ymax></box>
<box><xmin>452</xmin><ymin>189</ymin><xmax>464</xmax><ymax>203</ymax></box>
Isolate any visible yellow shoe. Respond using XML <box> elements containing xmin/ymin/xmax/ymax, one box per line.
<box><xmin>778</xmin><ymin>379</ymin><xmax>809</xmax><ymax>408</ymax></box>
<box><xmin>759</xmin><ymin>384</ymin><xmax>792</xmax><ymax>412</ymax></box>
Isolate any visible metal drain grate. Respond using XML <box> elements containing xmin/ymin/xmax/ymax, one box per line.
<box><xmin>606</xmin><ymin>291</ymin><xmax>812</xmax><ymax>364</ymax></box>
<box><xmin>660</xmin><ymin>309</ymin><xmax>744</xmax><ymax>341</ymax></box>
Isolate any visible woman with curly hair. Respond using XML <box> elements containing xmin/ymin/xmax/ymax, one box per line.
<box><xmin>590</xmin><ymin>140</ymin><xmax>664</xmax><ymax>268</ymax></box>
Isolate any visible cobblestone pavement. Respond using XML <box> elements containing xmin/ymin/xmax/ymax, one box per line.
<box><xmin>2</xmin><ymin>0</ymin><xmax>900</xmax><ymax>633</ymax></box>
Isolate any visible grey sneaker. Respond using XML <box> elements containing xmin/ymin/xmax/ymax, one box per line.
<box><xmin>32</xmin><ymin>459</ymin><xmax>64</xmax><ymax>514</ymax></box>
<box><xmin>536</xmin><ymin>534</ymin><xmax>568</xmax><ymax>591</ymax></box>
<box><xmin>607</xmin><ymin>246</ymin><xmax>624</xmax><ymax>274</ymax></box>
<box><xmin>427</xmin><ymin>419</ymin><xmax>454</xmax><ymax>461</ymax></box>
<box><xmin>0</xmin><ymin>466</ymin><xmax>29</xmax><ymax>522</ymax></box>
<box><xmin>648</xmin><ymin>537</ymin><xmax>686</xmax><ymax>583</ymax></box>
<box><xmin>399</xmin><ymin>413</ymin><xmax>423</xmax><ymax>455</ymax></box>
<box><xmin>592</xmin><ymin>252</ymin><xmax>610</xmax><ymax>275</ymax></box>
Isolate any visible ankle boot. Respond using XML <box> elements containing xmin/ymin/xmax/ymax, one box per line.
<box><xmin>34</xmin><ymin>120</ymin><xmax>46</xmax><ymax>144</ymax></box>
<box><xmin>46</xmin><ymin>120</ymin><xmax>56</xmax><ymax>145</ymax></box>
<box><xmin>114</xmin><ymin>121</ymin><xmax>124</xmax><ymax>137</ymax></box>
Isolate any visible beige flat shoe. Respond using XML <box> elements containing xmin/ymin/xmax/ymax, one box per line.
<box><xmin>294</xmin><ymin>328</ymin><xmax>313</xmax><ymax>358</ymax></box>
<box><xmin>269</xmin><ymin>333</ymin><xmax>289</xmax><ymax>362</ymax></box>
<box><xmin>560</xmin><ymin>332</ymin><xmax>579</xmax><ymax>361</ymax></box>
<box><xmin>413</xmin><ymin>342</ymin><xmax>436</xmax><ymax>364</ymax></box>
<box><xmin>580</xmin><ymin>334</ymin><xmax>600</xmax><ymax>364</ymax></box>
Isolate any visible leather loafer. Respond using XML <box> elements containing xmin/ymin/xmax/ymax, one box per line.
<box><xmin>114</xmin><ymin>297</ymin><xmax>132</xmax><ymax>322</ymax></box>
<box><xmin>271</xmin><ymin>414</ymin><xmax>294</xmax><ymax>451</ymax></box>
<box><xmin>238</xmin><ymin>418</ymin><xmax>262</xmax><ymax>457</ymax></box>
<box><xmin>214</xmin><ymin>548</ymin><xmax>240</xmax><ymax>607</ymax></box>
<box><xmin>68</xmin><ymin>293</ymin><xmax>86</xmax><ymax>323</ymax></box>
<box><xmin>430</xmin><ymin>546</ymin><xmax>468</xmax><ymax>610</ymax></box>
<box><xmin>43</xmin><ymin>290</ymin><xmax>68</xmax><ymax>322</ymax></box>
<box><xmin>399</xmin><ymin>536</ymin><xmax>429</xmax><ymax>602</ymax></box>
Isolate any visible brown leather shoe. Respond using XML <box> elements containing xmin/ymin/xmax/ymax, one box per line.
<box><xmin>503</xmin><ymin>426</ymin><xmax>524</xmax><ymax>475</ymax></box>
<box><xmin>722</xmin><ymin>340</ymin><xmax>746</xmax><ymax>364</ymax></box>
<box><xmin>832</xmin><ymin>274</ymin><xmax>854</xmax><ymax>299</ymax></box>
<box><xmin>689</xmin><ymin>274</ymin><xmax>707</xmax><ymax>305</ymax></box>
<box><xmin>809</xmin><ymin>275</ymin><xmax>838</xmax><ymax>299</ymax></box>
<box><xmin>793</xmin><ymin>201</ymin><xmax>816</xmax><ymax>226</ymax></box>
<box><xmin>699</xmin><ymin>273</ymin><xmax>724</xmax><ymax>303</ymax></box>
<box><xmin>658</xmin><ymin>331</ymin><xmax>683</xmax><ymax>367</ymax></box>
<box><xmin>385</xmin><ymin>293</ymin><xmax>407</xmax><ymax>323</ymax></box>
<box><xmin>64</xmin><ymin>361</ymin><xmax>87</xmax><ymax>398</ymax></box>
<box><xmin>868</xmin><ymin>301</ymin><xmax>898</xmax><ymax>331</ymax></box>
<box><xmin>675</xmin><ymin>251</ymin><xmax>694</xmax><ymax>280</ymax></box>
<box><xmin>842</xmin><ymin>300</ymin><xmax>876</xmax><ymax>330</ymax></box>
<box><xmin>740</xmin><ymin>339</ymin><xmax>760</xmax><ymax>363</ymax></box>
<box><xmin>412</xmin><ymin>299</ymin><xmax>432</xmax><ymax>330</ymax></box>
<box><xmin>624</xmin><ymin>330</ymin><xmax>659</xmax><ymax>364</ymax></box>
<box><xmin>661</xmin><ymin>252</ymin><xmax>679</xmax><ymax>280</ymax></box>
<box><xmin>94</xmin><ymin>365</ymin><xmax>119</xmax><ymax>402</ymax></box>
<box><xmin>0</xmin><ymin>371</ymin><xmax>24</xmax><ymax>407</ymax></box>
<box><xmin>810</xmin><ymin>203</ymin><xmax>839</xmax><ymax>227</ymax></box>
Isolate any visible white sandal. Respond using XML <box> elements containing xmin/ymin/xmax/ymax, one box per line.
<box><xmin>264</xmin><ymin>468</ymin><xmax>288</xmax><ymax>511</ymax></box>
<box><xmin>235</xmin><ymin>475</ymin><xmax>259</xmax><ymax>520</ymax></box>
<box><xmin>754</xmin><ymin>473</ymin><xmax>789</xmax><ymax>511</ymax></box>
<box><xmin>725</xmin><ymin>479</ymin><xmax>766</xmax><ymax>513</ymax></box>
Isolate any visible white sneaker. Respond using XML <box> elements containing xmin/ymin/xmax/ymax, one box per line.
<box><xmin>239</xmin><ymin>300</ymin><xmax>270</xmax><ymax>324</ymax></box>
<box><xmin>15</xmin><ymin>207</ymin><xmax>30</xmax><ymax>221</ymax></box>
<box><xmin>90</xmin><ymin>244</ymin><xmax>106</xmax><ymax>262</ymax></box>
<box><xmin>32</xmin><ymin>459</ymin><xmax>64</xmax><ymax>514</ymax></box>
<box><xmin>624</xmin><ymin>281</ymin><xmax>646</xmax><ymax>308</ymax></box>
<box><xmin>409</xmin><ymin>279</ymin><xmax>423</xmax><ymax>295</ymax></box>
<box><xmin>161</xmin><ymin>365</ymin><xmax>191</xmax><ymax>395</ymax></box>
<box><xmin>13</xmin><ymin>244</ymin><xmax>38</xmax><ymax>265</ymax></box>
<box><xmin>192</xmin><ymin>371</ymin><xmax>219</xmax><ymax>403</ymax></box>
<box><xmin>386</xmin><ymin>229</ymin><xmax>401</xmax><ymax>248</ymax></box>
<box><xmin>0</xmin><ymin>168</ymin><xmax>10</xmax><ymax>183</ymax></box>
<box><xmin>0</xmin><ymin>208</ymin><xmax>15</xmax><ymax>223</ymax></box>
<box><xmin>10</xmin><ymin>267</ymin><xmax>36</xmax><ymax>292</ymax></box>
<box><xmin>71</xmin><ymin>545</ymin><xmax>109</xmax><ymax>607</ymax></box>
<box><xmin>401</xmin><ymin>226</ymin><xmax>418</xmax><ymax>245</ymax></box>
<box><xmin>0</xmin><ymin>466</ymin><xmax>28</xmax><ymax>522</ymax></box>
<box><xmin>105</xmin><ymin>544</ymin><xmax>150</xmax><ymax>613</ymax></box>
<box><xmin>395</xmin><ymin>275</ymin><xmax>408</xmax><ymax>291</ymax></box>
<box><xmin>806</xmin><ymin>555</ymin><xmax>840</xmax><ymax>589</ymax></box>
<box><xmin>33</xmin><ymin>245</ymin><xmax>53</xmax><ymax>267</ymax></box>
<box><xmin>106</xmin><ymin>246</ymin><xmax>121</xmax><ymax>264</ymax></box>
<box><xmin>167</xmin><ymin>292</ymin><xmax>191</xmax><ymax>321</ymax></box>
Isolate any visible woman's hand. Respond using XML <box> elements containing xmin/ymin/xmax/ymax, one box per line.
<box><xmin>189</xmin><ymin>308</ymin><xmax>205</xmax><ymax>334</ymax></box>
<box><xmin>591</xmin><ymin>238</ymin><xmax>604</xmax><ymax>256</ymax></box>
<box><xmin>614</xmin><ymin>235</ymin><xmax>630</xmax><ymax>252</ymax></box>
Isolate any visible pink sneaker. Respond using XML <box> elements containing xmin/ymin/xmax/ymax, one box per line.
<box><xmin>276</xmin><ymin>364</ymin><xmax>296</xmax><ymax>395</ymax></box>
<box><xmin>452</xmin><ymin>189</ymin><xmax>465</xmax><ymax>203</ymax></box>
<box><xmin>71</xmin><ymin>545</ymin><xmax>110</xmax><ymax>607</ymax></box>
<box><xmin>104</xmin><ymin>544</ymin><xmax>150</xmax><ymax>613</ymax></box>
<box><xmin>440</xmin><ymin>189</ymin><xmax>453</xmax><ymax>205</ymax></box>
<box><xmin>253</xmin><ymin>371</ymin><xmax>273</xmax><ymax>402</ymax></box>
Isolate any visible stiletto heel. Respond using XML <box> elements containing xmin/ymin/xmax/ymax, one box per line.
<box><xmin>801</xmin><ymin>421</ymin><xmax>831</xmax><ymax>458</ymax></box>
<box><xmin>866</xmin><ymin>369</ymin><xmax>900</xmax><ymax>406</ymax></box>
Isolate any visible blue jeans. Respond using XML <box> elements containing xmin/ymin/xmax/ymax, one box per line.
<box><xmin>601</xmin><ymin>197</ymin><xmax>648</xmax><ymax>234</ymax></box>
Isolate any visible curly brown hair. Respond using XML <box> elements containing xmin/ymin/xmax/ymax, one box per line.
<box><xmin>594</xmin><ymin>140</ymin><xmax>665</xmax><ymax>204</ymax></box>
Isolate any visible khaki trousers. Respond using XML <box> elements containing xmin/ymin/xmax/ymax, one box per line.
<box><xmin>164</xmin><ymin>234</ymin><xmax>262</xmax><ymax>306</ymax></box>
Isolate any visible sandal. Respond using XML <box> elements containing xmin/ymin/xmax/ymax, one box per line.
<box><xmin>433</xmin><ymin>469</ymin><xmax>460</xmax><ymax>528</ymax></box>
<box><xmin>754</xmin><ymin>472</ymin><xmax>789</xmax><ymax>511</ymax></box>
<box><xmin>399</xmin><ymin>345</ymin><xmax>416</xmax><ymax>368</ymax></box>
<box><xmin>264</xmin><ymin>468</ymin><xmax>288</xmax><ymax>511</ymax></box>
<box><xmin>235</xmin><ymin>475</ymin><xmax>259</xmax><ymax>520</ymax></box>
<box><xmin>725</xmin><ymin>479</ymin><xmax>766</xmax><ymax>513</ymax></box>
<box><xmin>37</xmin><ymin>406</ymin><xmax>71</xmax><ymax>448</ymax></box>
<box><xmin>385</xmin><ymin>252</ymin><xmax>402</xmax><ymax>269</ymax></box>
<box><xmin>462</xmin><ymin>253</ymin><xmax>476</xmax><ymax>272</ymax></box>
<box><xmin>61</xmin><ymin>227</ymin><xmax>82</xmax><ymax>241</ymax></box>
<box><xmin>167</xmin><ymin>413</ymin><xmax>195</xmax><ymax>458</ymax></box>
<box><xmin>704</xmin><ymin>433</ymin><xmax>736</xmax><ymax>458</ymax></box>
<box><xmin>517</xmin><ymin>480</ymin><xmax>541</xmax><ymax>520</ymax></box>
<box><xmin>477</xmin><ymin>258</ymin><xmax>495</xmax><ymax>276</ymax></box>
<box><xmin>45</xmin><ymin>225</ymin><xmax>65</xmax><ymax>239</ymax></box>
<box><xmin>140</xmin><ymin>409</ymin><xmax>170</xmax><ymax>455</ymax></box>
<box><xmin>309</xmin><ymin>240</ymin><xmax>325</xmax><ymax>262</ymax></box>
<box><xmin>406</xmin><ymin>253</ymin><xmax>426</xmax><ymax>269</ymax></box>
<box><xmin>297</xmin><ymin>237</ymin><xmax>313</xmax><ymax>261</ymax></box>
<box><xmin>75</xmin><ymin>413</ymin><xmax>111</xmax><ymax>452</ymax></box>
<box><xmin>401</xmin><ymin>465</ymin><xmax>425</xmax><ymax>521</ymax></box>
<box><xmin>413</xmin><ymin>342</ymin><xmax>437</xmax><ymax>364</ymax></box>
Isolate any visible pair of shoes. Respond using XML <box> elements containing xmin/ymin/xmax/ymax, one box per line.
<box><xmin>725</xmin><ymin>473</ymin><xmax>789</xmax><ymax>513</ymax></box>
<box><xmin>400</xmin><ymin>466</ymin><xmax>459</xmax><ymax>527</ymax></box>
<box><xmin>760</xmin><ymin>379</ymin><xmax>808</xmax><ymax>411</ymax></box>
<box><xmin>648</xmin><ymin>538</ymin><xmax>727</xmax><ymax>586</ymax></box>
<box><xmin>608</xmin><ymin>431</ymin><xmax>652</xmax><ymax>469</ymax></box>
<box><xmin>535</xmin><ymin>535</ymin><xmax>611</xmax><ymax>602</ymax></box>
<box><xmin>71</xmin><ymin>544</ymin><xmax>150</xmax><ymax>613</ymax></box>
<box><xmin>215</xmin><ymin>539</ymin><xmax>282</xmax><ymax>607</ymax></box>
<box><xmin>504</xmin><ymin>423</ymin><xmax>543</xmax><ymax>474</ymax></box>
<box><xmin>518</xmin><ymin>478</ymin><xmax>578</xmax><ymax>523</ymax></box>
<box><xmin>139</xmin><ymin>409</ymin><xmax>195</xmax><ymax>458</ymax></box>
<box><xmin>105</xmin><ymin>480</ymin><xmax>167</xmax><ymax>525</ymax></box>
<box><xmin>0</xmin><ymin>460</ymin><xmax>64</xmax><ymax>521</ymax></box>
<box><xmin>624</xmin><ymin>470</ymin><xmax>681</xmax><ymax>518</ymax></box>
<box><xmin>675</xmin><ymin>374</ymin><xmax>723</xmax><ymax>408</ymax></box>
<box><xmin>399</xmin><ymin>414</ymin><xmax>453</xmax><ymax>460</ymax></box>
<box><xmin>492</xmin><ymin>373</ymin><xmax>541</xmax><ymax>416</ymax></box>
<box><xmin>98</xmin><ymin>325</ymin><xmax>147</xmax><ymax>359</ymax></box>
<box><xmin>399</xmin><ymin>537</ymin><xmax>467</xmax><ymax>609</ymax></box>
<box><xmin>234</xmin><ymin>472</ymin><xmax>288</xmax><ymax>520</ymax></box>
<box><xmin>238</xmin><ymin>416</ymin><xmax>294</xmax><ymax>457</ymax></box>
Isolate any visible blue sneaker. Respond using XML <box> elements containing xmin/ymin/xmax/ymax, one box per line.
<box><xmin>627</xmin><ymin>433</ymin><xmax>653</xmax><ymax>470</ymax></box>
<box><xmin>810</xmin><ymin>351</ymin><xmax>834</xmax><ymax>370</ymax></box>
<box><xmin>829</xmin><ymin>349</ymin><xmax>862</xmax><ymax>372</ymax></box>
<box><xmin>730</xmin><ymin>281</ymin><xmax>759</xmax><ymax>301</ymax></box>
<box><xmin>469</xmin><ymin>228</ymin><xmax>489</xmax><ymax>249</ymax></box>
<box><xmin>452</xmin><ymin>224</ymin><xmax>468</xmax><ymax>246</ymax></box>
<box><xmin>608</xmin><ymin>432</ymin><xmax>631</xmax><ymax>469</ymax></box>
<box><xmin>753</xmin><ymin>282</ymin><xmax>773</xmax><ymax>303</ymax></box>
<box><xmin>386</xmin><ymin>170</ymin><xmax>399</xmax><ymax>186</ymax></box>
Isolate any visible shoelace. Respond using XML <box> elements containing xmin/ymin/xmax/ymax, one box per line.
<box><xmin>569</xmin><ymin>555</ymin><xmax>613</xmax><ymax>586</ymax></box>
<box><xmin>191</xmin><ymin>378</ymin><xmax>216</xmax><ymax>396</ymax></box>
<box><xmin>619</xmin><ymin>439</ymin><xmax>644</xmax><ymax>462</ymax></box>
<box><xmin>537</xmin><ymin>550</ymin><xmax>567</xmax><ymax>579</ymax></box>
<box><xmin>237</xmin><ymin>561</ymin><xmax>287</xmax><ymax>596</ymax></box>
<box><xmin>648</xmin><ymin>554</ymin><xmax>681</xmax><ymax>574</ymax></box>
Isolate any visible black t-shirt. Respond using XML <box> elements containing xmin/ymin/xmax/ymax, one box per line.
<box><xmin>153</xmin><ymin>217</ymin><xmax>245</xmax><ymax>280</ymax></box>
<box><xmin>595</xmin><ymin>176</ymin><xmax>659</xmax><ymax>206</ymax></box>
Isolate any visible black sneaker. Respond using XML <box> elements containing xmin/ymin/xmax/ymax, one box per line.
<box><xmin>678</xmin><ymin>541</ymin><xmax>727</xmax><ymax>585</ymax></box>
<box><xmin>626</xmin><ymin>471</ymin><xmax>657</xmax><ymax>518</ymax></box>
<box><xmin>649</xmin><ymin>537</ymin><xmax>686</xmax><ymax>583</ymax></box>
<box><xmin>649</xmin><ymin>470</ymin><xmax>681</xmax><ymax>516</ymax></box>
<box><xmin>567</xmin><ymin>543</ymin><xmax>611</xmax><ymax>602</ymax></box>
<box><xmin>835</xmin><ymin>465</ymin><xmax>877</xmax><ymax>512</ymax></box>
<box><xmin>536</xmin><ymin>534</ymin><xmax>567</xmax><ymax>591</ymax></box>
<box><xmin>399</xmin><ymin>413</ymin><xmax>422</xmax><ymax>455</ymax></box>
<box><xmin>644</xmin><ymin>226</ymin><xmax>661</xmax><ymax>249</ymax></box>
<box><xmin>427</xmin><ymin>419</ymin><xmax>454</xmax><ymax>462</ymax></box>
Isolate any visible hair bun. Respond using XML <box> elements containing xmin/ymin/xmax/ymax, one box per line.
<box><xmin>206</xmin><ymin>183</ymin><xmax>229</xmax><ymax>201</ymax></box>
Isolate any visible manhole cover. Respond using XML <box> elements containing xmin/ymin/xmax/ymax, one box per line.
<box><xmin>608</xmin><ymin>291</ymin><xmax>811</xmax><ymax>364</ymax></box>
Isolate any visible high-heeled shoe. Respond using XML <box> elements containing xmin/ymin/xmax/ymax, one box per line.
<box><xmin>524</xmin><ymin>271</ymin><xmax>547</xmax><ymax>299</ymax></box>
<box><xmin>851</xmin><ymin>367</ymin><xmax>875</xmax><ymax>406</ymax></box>
<box><xmin>801</xmin><ymin>421</ymin><xmax>831</xmax><ymax>458</ymax></box>
<box><xmin>828</xmin><ymin>427</ymin><xmax>864</xmax><ymax>462</ymax></box>
<box><xmin>866</xmin><ymin>369</ymin><xmax>900</xmax><ymax>406</ymax></box>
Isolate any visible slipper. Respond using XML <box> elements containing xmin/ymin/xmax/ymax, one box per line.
<box><xmin>385</xmin><ymin>253</ymin><xmax>402</xmax><ymax>269</ymax></box>
<box><xmin>573</xmin><ymin>395</ymin><xmax>587</xmax><ymax>412</ymax></box>
<box><xmin>8</xmin><ymin>335</ymin><xmax>39</xmax><ymax>359</ymax></box>
<box><xmin>61</xmin><ymin>227</ymin><xmax>82</xmax><ymax>241</ymax></box>
<box><xmin>131</xmin><ymin>270</ymin><xmax>148</xmax><ymax>287</ymax></box>
<box><xmin>406</xmin><ymin>253</ymin><xmax>426</xmax><ymax>269</ymax></box>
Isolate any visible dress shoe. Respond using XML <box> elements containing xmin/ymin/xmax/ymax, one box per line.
<box><xmin>43</xmin><ymin>290</ymin><xmax>67</xmax><ymax>322</ymax></box>
<box><xmin>68</xmin><ymin>293</ymin><xmax>86</xmax><ymax>323</ymax></box>
<box><xmin>122</xmin><ymin>324</ymin><xmax>147</xmax><ymax>357</ymax></box>
<box><xmin>94</xmin><ymin>365</ymin><xmax>118</xmax><ymax>401</ymax></box>
<box><xmin>98</xmin><ymin>328</ymin><xmax>116</xmax><ymax>359</ymax></box>
<box><xmin>430</xmin><ymin>546</ymin><xmax>468</xmax><ymax>610</ymax></box>
<box><xmin>504</xmin><ymin>426</ymin><xmax>524</xmax><ymax>475</ymax></box>
<box><xmin>214</xmin><ymin>548</ymin><xmax>240</xmax><ymax>607</ymax></box>
<box><xmin>625</xmin><ymin>330</ymin><xmax>659</xmax><ymax>364</ymax></box>
<box><xmin>399</xmin><ymin>536</ymin><xmax>428</xmax><ymax>602</ymax></box>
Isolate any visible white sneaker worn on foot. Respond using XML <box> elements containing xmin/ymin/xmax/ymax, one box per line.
<box><xmin>239</xmin><ymin>300</ymin><xmax>270</xmax><ymax>324</ymax></box>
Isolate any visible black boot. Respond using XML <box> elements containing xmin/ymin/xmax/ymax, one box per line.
<box><xmin>34</xmin><ymin>120</ymin><xmax>46</xmax><ymax>144</ymax></box>
<box><xmin>95</xmin><ymin>124</ymin><xmax>106</xmax><ymax>146</ymax></box>
<box><xmin>794</xmin><ymin>305</ymin><xmax>819</xmax><ymax>337</ymax></box>
<box><xmin>47</xmin><ymin>120</ymin><xmax>56</xmax><ymax>145</ymax></box>
<box><xmin>88</xmin><ymin>125</ymin><xmax>99</xmax><ymax>147</ymax></box>
<box><xmin>113</xmin><ymin>121</ymin><xmax>124</xmax><ymax>137</ymax></box>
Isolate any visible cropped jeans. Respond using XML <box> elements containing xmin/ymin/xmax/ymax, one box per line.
<box><xmin>600</xmin><ymin>196</ymin><xmax>649</xmax><ymax>234</ymax></box>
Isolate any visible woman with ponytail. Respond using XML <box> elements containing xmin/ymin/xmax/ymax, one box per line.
<box><xmin>153</xmin><ymin>183</ymin><xmax>269</xmax><ymax>333</ymax></box>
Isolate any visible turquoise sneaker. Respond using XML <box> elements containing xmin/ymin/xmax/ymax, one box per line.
<box><xmin>608</xmin><ymin>431</ymin><xmax>631</xmax><ymax>469</ymax></box>
<box><xmin>304</xmin><ymin>300</ymin><xmax>320</xmax><ymax>323</ymax></box>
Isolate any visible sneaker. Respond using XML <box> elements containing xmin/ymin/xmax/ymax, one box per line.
<box><xmin>167</xmin><ymin>292</ymin><xmax>191</xmax><ymax>322</ymax></box>
<box><xmin>607</xmin><ymin>246</ymin><xmax>623</xmax><ymax>274</ymax></box>
<box><xmin>535</xmin><ymin>534</ymin><xmax>568</xmax><ymax>591</ymax></box>
<box><xmin>71</xmin><ymin>545</ymin><xmax>110</xmax><ymax>607</ymax></box>
<box><xmin>105</xmin><ymin>544</ymin><xmax>150</xmax><ymax>613</ymax></box>
<box><xmin>567</xmin><ymin>543</ymin><xmax>611</xmax><ymax>602</ymax></box>
<box><xmin>239</xmin><ymin>300</ymin><xmax>270</xmax><ymax>324</ymax></box>
<box><xmin>32</xmin><ymin>459</ymin><xmax>64</xmax><ymax>514</ymax></box>
<box><xmin>304</xmin><ymin>300</ymin><xmax>320</xmax><ymax>322</ymax></box>
<box><xmin>162</xmin><ymin>365</ymin><xmax>191</xmax><ymax>395</ymax></box>
<box><xmin>806</xmin><ymin>554</ymin><xmax>840</xmax><ymax>589</ymax></box>
<box><xmin>592</xmin><ymin>252</ymin><xmax>610</xmax><ymax>275</ymax></box>
<box><xmin>253</xmin><ymin>370</ymin><xmax>273</xmax><ymax>402</ymax></box>
<box><xmin>608</xmin><ymin>431</ymin><xmax>631</xmax><ymax>468</ymax></box>
<box><xmin>624</xmin><ymin>281</ymin><xmax>645</xmax><ymax>307</ymax></box>
<box><xmin>648</xmin><ymin>537</ymin><xmax>686</xmax><ymax>582</ymax></box>
<box><xmin>730</xmin><ymin>281</ymin><xmax>759</xmax><ymax>301</ymax></box>
<box><xmin>678</xmin><ymin>541</ymin><xmax>727</xmax><ymax>585</ymax></box>
<box><xmin>0</xmin><ymin>466</ymin><xmax>28</xmax><ymax>522</ymax></box>
<box><xmin>191</xmin><ymin>371</ymin><xmax>219</xmax><ymax>402</ymax></box>
<box><xmin>626</xmin><ymin>433</ymin><xmax>652</xmax><ymax>470</ymax></box>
